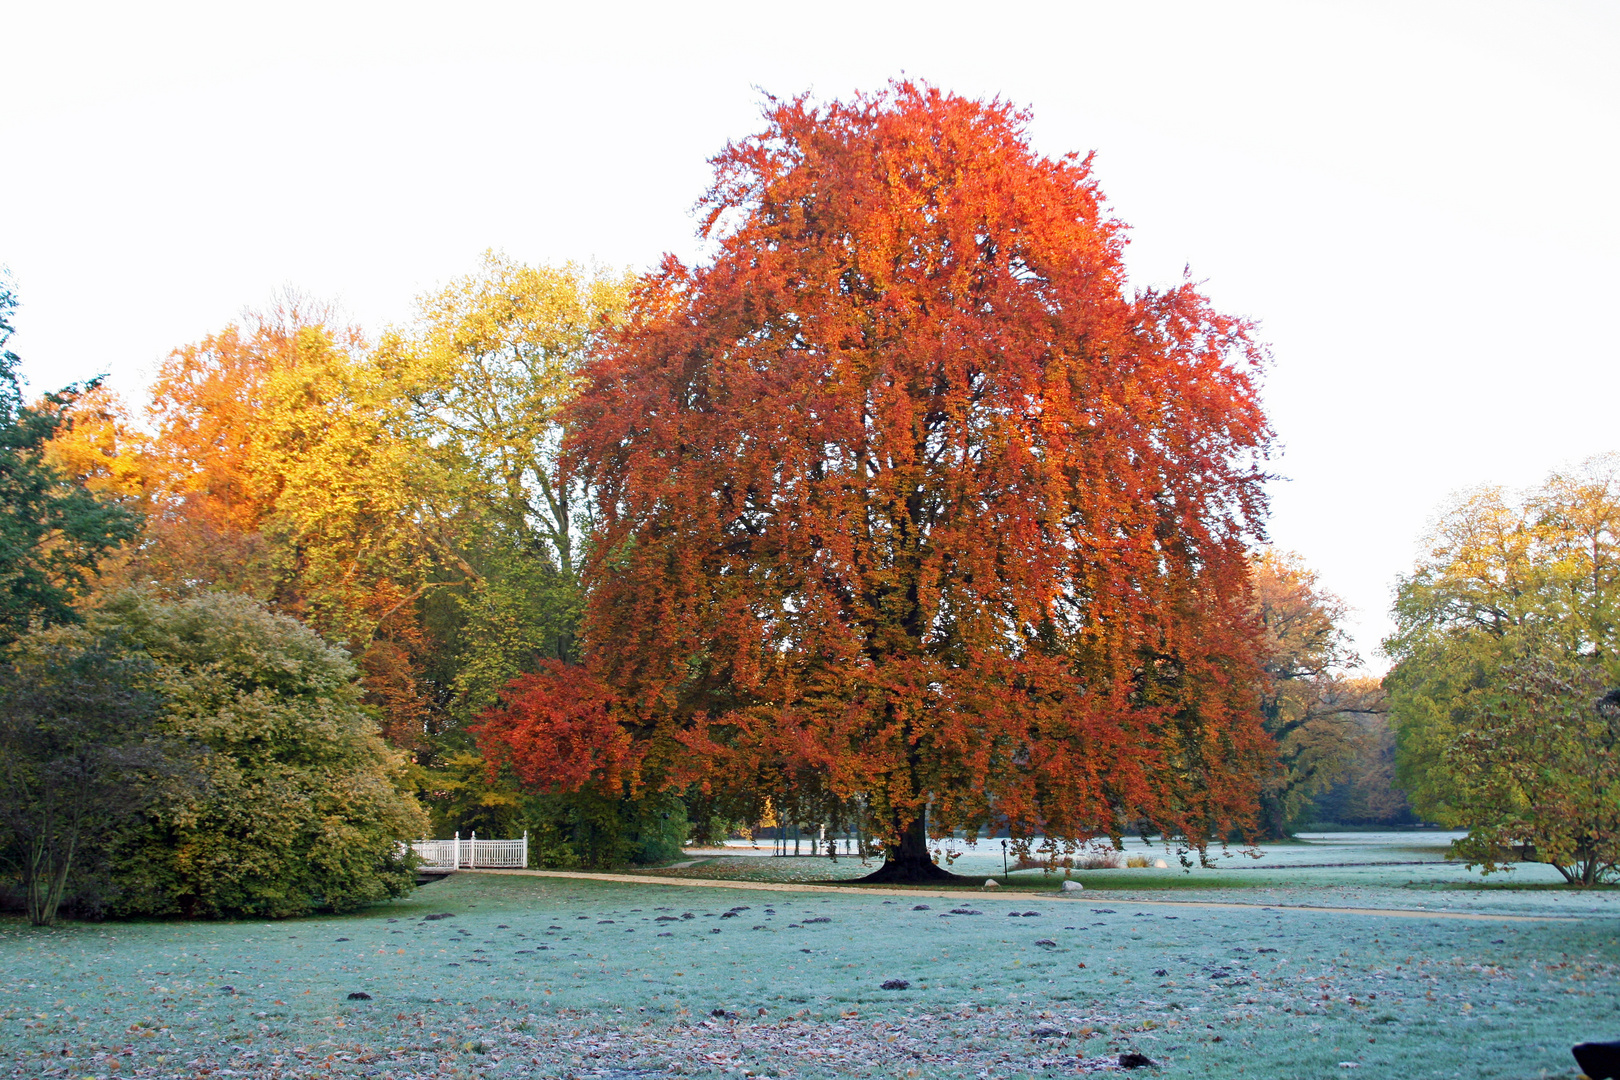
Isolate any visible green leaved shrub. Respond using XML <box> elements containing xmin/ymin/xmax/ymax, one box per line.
<box><xmin>100</xmin><ymin>591</ymin><xmax>428</xmax><ymax>917</ymax></box>
<box><xmin>524</xmin><ymin>787</ymin><xmax>689</xmax><ymax>869</ymax></box>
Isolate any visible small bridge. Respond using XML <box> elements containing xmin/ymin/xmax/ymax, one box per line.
<box><xmin>410</xmin><ymin>832</ymin><xmax>528</xmax><ymax>875</ymax></box>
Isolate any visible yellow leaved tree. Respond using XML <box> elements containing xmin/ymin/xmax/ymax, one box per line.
<box><xmin>1386</xmin><ymin>454</ymin><xmax>1620</xmax><ymax>884</ymax></box>
<box><xmin>376</xmin><ymin>252</ymin><xmax>632</xmax><ymax>714</ymax></box>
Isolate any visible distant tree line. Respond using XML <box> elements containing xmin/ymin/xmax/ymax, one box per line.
<box><xmin>1248</xmin><ymin>551</ymin><xmax>1408</xmax><ymax>836</ymax></box>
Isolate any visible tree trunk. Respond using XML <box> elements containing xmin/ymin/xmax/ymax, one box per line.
<box><xmin>1254</xmin><ymin>791</ymin><xmax>1291</xmax><ymax>843</ymax></box>
<box><xmin>24</xmin><ymin>842</ymin><xmax>45</xmax><ymax>926</ymax></box>
<box><xmin>856</xmin><ymin>814</ymin><xmax>972</xmax><ymax>884</ymax></box>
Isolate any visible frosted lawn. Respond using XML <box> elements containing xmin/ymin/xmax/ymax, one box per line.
<box><xmin>3</xmin><ymin>836</ymin><xmax>1616</xmax><ymax>1079</ymax></box>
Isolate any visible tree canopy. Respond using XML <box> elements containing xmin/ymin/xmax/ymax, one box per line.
<box><xmin>377</xmin><ymin>254</ymin><xmax>632</xmax><ymax>713</ymax></box>
<box><xmin>478</xmin><ymin>83</ymin><xmax>1276</xmax><ymax>879</ymax></box>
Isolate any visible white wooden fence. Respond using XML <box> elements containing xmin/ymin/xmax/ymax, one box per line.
<box><xmin>409</xmin><ymin>832</ymin><xmax>528</xmax><ymax>871</ymax></box>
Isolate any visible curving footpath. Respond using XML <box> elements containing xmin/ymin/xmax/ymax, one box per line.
<box><xmin>471</xmin><ymin>867</ymin><xmax>1566</xmax><ymax>922</ymax></box>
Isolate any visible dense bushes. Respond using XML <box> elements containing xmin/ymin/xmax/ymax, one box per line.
<box><xmin>104</xmin><ymin>592</ymin><xmax>429</xmax><ymax>916</ymax></box>
<box><xmin>0</xmin><ymin>592</ymin><xmax>429</xmax><ymax>920</ymax></box>
<box><xmin>525</xmin><ymin>789</ymin><xmax>689</xmax><ymax>869</ymax></box>
<box><xmin>418</xmin><ymin>753</ymin><xmax>688</xmax><ymax>870</ymax></box>
<box><xmin>0</xmin><ymin>635</ymin><xmax>172</xmax><ymax>924</ymax></box>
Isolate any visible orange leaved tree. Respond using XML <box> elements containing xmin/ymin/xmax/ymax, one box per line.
<box><xmin>478</xmin><ymin>83</ymin><xmax>1275</xmax><ymax>881</ymax></box>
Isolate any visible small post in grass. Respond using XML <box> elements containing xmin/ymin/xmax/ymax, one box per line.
<box><xmin>1001</xmin><ymin>838</ymin><xmax>1008</xmax><ymax>882</ymax></box>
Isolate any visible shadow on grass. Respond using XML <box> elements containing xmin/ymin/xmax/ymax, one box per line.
<box><xmin>531</xmin><ymin>850</ymin><xmax>1617</xmax><ymax>900</ymax></box>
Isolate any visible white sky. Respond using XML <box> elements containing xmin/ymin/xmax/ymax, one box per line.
<box><xmin>4</xmin><ymin>1</ymin><xmax>1617</xmax><ymax>670</ymax></box>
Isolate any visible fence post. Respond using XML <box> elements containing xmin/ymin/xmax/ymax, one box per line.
<box><xmin>471</xmin><ymin>830</ymin><xmax>478</xmax><ymax>869</ymax></box>
<box><xmin>454</xmin><ymin>831</ymin><xmax>461</xmax><ymax>870</ymax></box>
<box><xmin>522</xmin><ymin>830</ymin><xmax>529</xmax><ymax>869</ymax></box>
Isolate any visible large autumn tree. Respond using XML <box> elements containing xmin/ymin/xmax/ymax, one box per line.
<box><xmin>484</xmin><ymin>84</ymin><xmax>1276</xmax><ymax>880</ymax></box>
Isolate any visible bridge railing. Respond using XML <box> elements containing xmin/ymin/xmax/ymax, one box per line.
<box><xmin>408</xmin><ymin>831</ymin><xmax>528</xmax><ymax>871</ymax></box>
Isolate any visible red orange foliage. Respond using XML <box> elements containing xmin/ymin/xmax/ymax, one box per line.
<box><xmin>478</xmin><ymin>662</ymin><xmax>630</xmax><ymax>794</ymax></box>
<box><xmin>476</xmin><ymin>83</ymin><xmax>1275</xmax><ymax>875</ymax></box>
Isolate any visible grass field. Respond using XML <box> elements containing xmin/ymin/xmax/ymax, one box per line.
<box><xmin>3</xmin><ymin>833</ymin><xmax>1616</xmax><ymax>1079</ymax></box>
